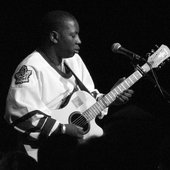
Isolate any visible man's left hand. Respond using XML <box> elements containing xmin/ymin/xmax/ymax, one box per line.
<box><xmin>113</xmin><ymin>89</ymin><xmax>134</xmax><ymax>105</ymax></box>
<box><xmin>111</xmin><ymin>77</ymin><xmax>134</xmax><ymax>105</ymax></box>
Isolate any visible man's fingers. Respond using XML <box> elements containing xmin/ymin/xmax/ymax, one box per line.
<box><xmin>76</xmin><ymin>126</ymin><xmax>84</xmax><ymax>135</ymax></box>
<box><xmin>117</xmin><ymin>95</ymin><xmax>127</xmax><ymax>102</ymax></box>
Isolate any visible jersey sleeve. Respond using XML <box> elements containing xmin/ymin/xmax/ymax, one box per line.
<box><xmin>5</xmin><ymin>65</ymin><xmax>61</xmax><ymax>140</ymax></box>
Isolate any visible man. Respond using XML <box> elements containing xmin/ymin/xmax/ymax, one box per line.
<box><xmin>4</xmin><ymin>10</ymin><xmax>133</xmax><ymax>161</ymax></box>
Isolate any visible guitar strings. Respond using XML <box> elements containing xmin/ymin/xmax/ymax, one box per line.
<box><xmin>71</xmin><ymin>91</ymin><xmax>118</xmax><ymax>127</ymax></box>
<box><xmin>71</xmin><ymin>106</ymin><xmax>98</xmax><ymax>127</ymax></box>
<box><xmin>73</xmin><ymin>94</ymin><xmax>115</xmax><ymax>127</ymax></box>
<box><xmin>71</xmin><ymin>99</ymin><xmax>107</xmax><ymax>127</ymax></box>
<box><xmin>71</xmin><ymin>110</ymin><xmax>93</xmax><ymax>127</ymax></box>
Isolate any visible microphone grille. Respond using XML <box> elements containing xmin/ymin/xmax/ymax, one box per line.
<box><xmin>111</xmin><ymin>43</ymin><xmax>121</xmax><ymax>52</ymax></box>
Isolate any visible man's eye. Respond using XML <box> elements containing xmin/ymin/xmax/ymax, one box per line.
<box><xmin>71</xmin><ymin>35</ymin><xmax>76</xmax><ymax>38</ymax></box>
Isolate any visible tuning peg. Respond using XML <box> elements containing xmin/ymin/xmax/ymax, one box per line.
<box><xmin>146</xmin><ymin>52</ymin><xmax>151</xmax><ymax>57</ymax></box>
<box><xmin>158</xmin><ymin>65</ymin><xmax>162</xmax><ymax>69</ymax></box>
<box><xmin>151</xmin><ymin>49</ymin><xmax>155</xmax><ymax>53</ymax></box>
<box><xmin>155</xmin><ymin>44</ymin><xmax>159</xmax><ymax>49</ymax></box>
<box><xmin>150</xmin><ymin>45</ymin><xmax>159</xmax><ymax>54</ymax></box>
<box><xmin>161</xmin><ymin>62</ymin><xmax>165</xmax><ymax>66</ymax></box>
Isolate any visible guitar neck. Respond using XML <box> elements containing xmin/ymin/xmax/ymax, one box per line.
<box><xmin>82</xmin><ymin>63</ymin><xmax>151</xmax><ymax>121</ymax></box>
<box><xmin>103</xmin><ymin>63</ymin><xmax>151</xmax><ymax>106</ymax></box>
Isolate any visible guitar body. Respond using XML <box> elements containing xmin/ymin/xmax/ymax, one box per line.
<box><xmin>51</xmin><ymin>90</ymin><xmax>104</xmax><ymax>141</ymax></box>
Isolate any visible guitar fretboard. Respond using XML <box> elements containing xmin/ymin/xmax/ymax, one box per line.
<box><xmin>82</xmin><ymin>63</ymin><xmax>150</xmax><ymax>122</ymax></box>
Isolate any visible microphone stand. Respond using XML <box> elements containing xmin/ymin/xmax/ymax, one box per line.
<box><xmin>145</xmin><ymin>70</ymin><xmax>170</xmax><ymax>104</ymax></box>
<box><xmin>130</xmin><ymin>56</ymin><xmax>170</xmax><ymax>104</ymax></box>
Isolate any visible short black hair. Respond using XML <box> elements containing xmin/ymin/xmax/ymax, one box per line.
<box><xmin>39</xmin><ymin>10</ymin><xmax>77</xmax><ymax>38</ymax></box>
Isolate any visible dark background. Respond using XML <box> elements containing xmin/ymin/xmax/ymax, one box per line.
<box><xmin>0</xmin><ymin>0</ymin><xmax>170</xmax><ymax>153</ymax></box>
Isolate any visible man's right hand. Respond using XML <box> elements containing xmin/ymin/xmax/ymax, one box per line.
<box><xmin>64</xmin><ymin>124</ymin><xmax>84</xmax><ymax>139</ymax></box>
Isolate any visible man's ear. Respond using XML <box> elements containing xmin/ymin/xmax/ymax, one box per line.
<box><xmin>50</xmin><ymin>31</ymin><xmax>59</xmax><ymax>43</ymax></box>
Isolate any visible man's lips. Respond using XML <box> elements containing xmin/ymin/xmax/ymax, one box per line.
<box><xmin>74</xmin><ymin>47</ymin><xmax>80</xmax><ymax>53</ymax></box>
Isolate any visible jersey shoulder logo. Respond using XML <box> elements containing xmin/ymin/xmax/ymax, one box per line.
<box><xmin>14</xmin><ymin>65</ymin><xmax>32</xmax><ymax>84</ymax></box>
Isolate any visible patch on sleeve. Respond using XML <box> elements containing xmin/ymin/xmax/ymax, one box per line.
<box><xmin>14</xmin><ymin>65</ymin><xmax>32</xmax><ymax>84</ymax></box>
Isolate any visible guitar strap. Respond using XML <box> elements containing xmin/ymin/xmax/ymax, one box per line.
<box><xmin>65</xmin><ymin>63</ymin><xmax>93</xmax><ymax>96</ymax></box>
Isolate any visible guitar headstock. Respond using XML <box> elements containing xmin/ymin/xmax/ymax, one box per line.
<box><xmin>147</xmin><ymin>44</ymin><xmax>170</xmax><ymax>68</ymax></box>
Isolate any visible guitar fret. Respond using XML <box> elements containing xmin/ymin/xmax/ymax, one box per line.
<box><xmin>110</xmin><ymin>91</ymin><xmax>116</xmax><ymax>99</ymax></box>
<box><xmin>83</xmin><ymin>111</ymin><xmax>90</xmax><ymax>121</ymax></box>
<box><xmin>120</xmin><ymin>83</ymin><xmax>126</xmax><ymax>90</ymax></box>
<box><xmin>128</xmin><ymin>77</ymin><xmax>134</xmax><ymax>84</ymax></box>
<box><xmin>114</xmin><ymin>89</ymin><xmax>119</xmax><ymax>95</ymax></box>
<box><xmin>102</xmin><ymin>96</ymin><xmax>110</xmax><ymax>106</ymax></box>
<box><xmin>100</xmin><ymin>100</ymin><xmax>106</xmax><ymax>109</ymax></box>
<box><xmin>130</xmin><ymin>77</ymin><xmax>135</xmax><ymax>83</ymax></box>
<box><xmin>85</xmin><ymin>107</ymin><xmax>96</xmax><ymax>120</ymax></box>
<box><xmin>124</xmin><ymin>80</ymin><xmax>130</xmax><ymax>88</ymax></box>
<box><xmin>88</xmin><ymin>109</ymin><xmax>95</xmax><ymax>120</ymax></box>
<box><xmin>132</xmin><ymin>73</ymin><xmax>138</xmax><ymax>80</ymax></box>
<box><xmin>105</xmin><ymin>95</ymin><xmax>112</xmax><ymax>104</ymax></box>
<box><xmin>106</xmin><ymin>93</ymin><xmax>113</xmax><ymax>102</ymax></box>
<box><xmin>86</xmin><ymin>109</ymin><xmax>94</xmax><ymax>120</ymax></box>
<box><xmin>104</xmin><ymin>92</ymin><xmax>115</xmax><ymax>106</ymax></box>
<box><xmin>96</xmin><ymin>101</ymin><xmax>105</xmax><ymax>111</ymax></box>
<box><xmin>93</xmin><ymin>104</ymin><xmax>101</xmax><ymax>113</ymax></box>
<box><xmin>89</xmin><ymin>105</ymin><xmax>98</xmax><ymax>117</ymax></box>
<box><xmin>100</xmin><ymin>98</ymin><xmax>108</xmax><ymax>108</ymax></box>
<box><xmin>94</xmin><ymin>105</ymin><xmax>101</xmax><ymax>116</ymax></box>
<box><xmin>136</xmin><ymin>71</ymin><xmax>143</xmax><ymax>78</ymax></box>
<box><xmin>117</xmin><ymin>86</ymin><xmax>123</xmax><ymax>92</ymax></box>
<box><xmin>91</xmin><ymin>110</ymin><xmax>97</xmax><ymax>119</ymax></box>
<box><xmin>83</xmin><ymin>110</ymin><xmax>90</xmax><ymax>119</ymax></box>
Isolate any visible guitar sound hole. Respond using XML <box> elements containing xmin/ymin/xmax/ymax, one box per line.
<box><xmin>69</xmin><ymin>112</ymin><xmax>90</xmax><ymax>134</ymax></box>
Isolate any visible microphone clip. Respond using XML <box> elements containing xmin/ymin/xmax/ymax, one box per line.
<box><xmin>131</xmin><ymin>54</ymin><xmax>146</xmax><ymax>62</ymax></box>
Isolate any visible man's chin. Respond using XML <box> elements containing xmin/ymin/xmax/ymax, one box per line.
<box><xmin>71</xmin><ymin>50</ymin><xmax>79</xmax><ymax>57</ymax></box>
<box><xmin>65</xmin><ymin>52</ymin><xmax>76</xmax><ymax>58</ymax></box>
<box><xmin>74</xmin><ymin>50</ymin><xmax>79</xmax><ymax>54</ymax></box>
<box><xmin>64</xmin><ymin>51</ymin><xmax>79</xmax><ymax>58</ymax></box>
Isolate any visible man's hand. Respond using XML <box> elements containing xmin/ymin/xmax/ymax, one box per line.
<box><xmin>112</xmin><ymin>77</ymin><xmax>134</xmax><ymax>105</ymax></box>
<box><xmin>114</xmin><ymin>89</ymin><xmax>134</xmax><ymax>105</ymax></box>
<box><xmin>64</xmin><ymin>124</ymin><xmax>84</xmax><ymax>139</ymax></box>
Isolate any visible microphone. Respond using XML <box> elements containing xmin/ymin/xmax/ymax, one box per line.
<box><xmin>111</xmin><ymin>43</ymin><xmax>142</xmax><ymax>61</ymax></box>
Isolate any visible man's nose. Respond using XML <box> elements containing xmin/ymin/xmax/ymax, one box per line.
<box><xmin>76</xmin><ymin>35</ymin><xmax>81</xmax><ymax>44</ymax></box>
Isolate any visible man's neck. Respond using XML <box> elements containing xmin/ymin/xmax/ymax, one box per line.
<box><xmin>39</xmin><ymin>46</ymin><xmax>62</xmax><ymax>66</ymax></box>
<box><xmin>38</xmin><ymin>47</ymin><xmax>66</xmax><ymax>73</ymax></box>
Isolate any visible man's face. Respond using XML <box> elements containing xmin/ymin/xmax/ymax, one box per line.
<box><xmin>57</xmin><ymin>19</ymin><xmax>81</xmax><ymax>58</ymax></box>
